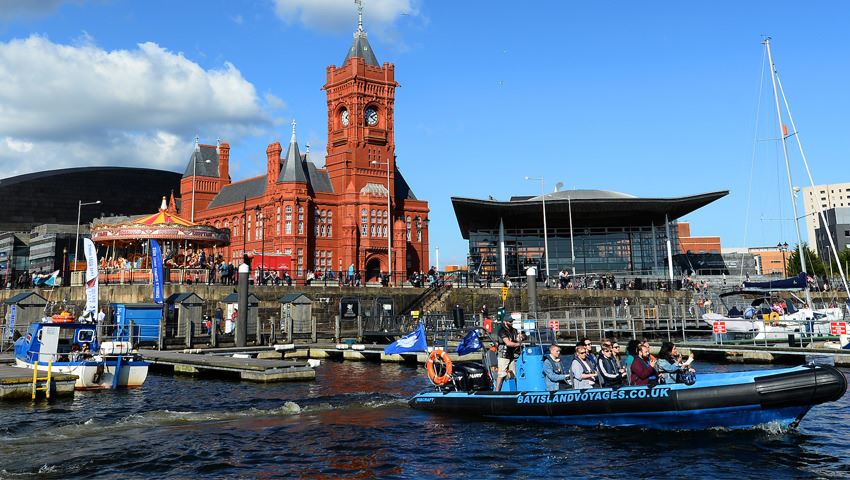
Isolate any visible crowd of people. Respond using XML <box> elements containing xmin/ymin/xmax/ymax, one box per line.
<box><xmin>491</xmin><ymin>307</ymin><xmax>696</xmax><ymax>392</ymax></box>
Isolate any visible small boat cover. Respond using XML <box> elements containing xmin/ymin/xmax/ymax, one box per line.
<box><xmin>742</xmin><ymin>272</ymin><xmax>807</xmax><ymax>291</ymax></box>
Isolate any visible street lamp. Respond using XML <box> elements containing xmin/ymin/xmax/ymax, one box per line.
<box><xmin>75</xmin><ymin>199</ymin><xmax>102</xmax><ymax>282</ymax></box>
<box><xmin>525</xmin><ymin>176</ymin><xmax>550</xmax><ymax>286</ymax></box>
<box><xmin>255</xmin><ymin>205</ymin><xmax>265</xmax><ymax>284</ymax></box>
<box><xmin>62</xmin><ymin>247</ymin><xmax>67</xmax><ymax>286</ymax></box>
<box><xmin>191</xmin><ymin>137</ymin><xmax>212</xmax><ymax>222</ymax></box>
<box><xmin>777</xmin><ymin>242</ymin><xmax>789</xmax><ymax>276</ymax></box>
<box><xmin>371</xmin><ymin>159</ymin><xmax>392</xmax><ymax>284</ymax></box>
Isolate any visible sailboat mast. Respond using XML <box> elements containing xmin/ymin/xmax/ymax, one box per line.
<box><xmin>763</xmin><ymin>37</ymin><xmax>813</xmax><ymax>308</ymax></box>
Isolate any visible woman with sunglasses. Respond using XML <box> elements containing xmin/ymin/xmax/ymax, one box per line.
<box><xmin>570</xmin><ymin>343</ymin><xmax>598</xmax><ymax>389</ymax></box>
<box><xmin>597</xmin><ymin>343</ymin><xmax>628</xmax><ymax>387</ymax></box>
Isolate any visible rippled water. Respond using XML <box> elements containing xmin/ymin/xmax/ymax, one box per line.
<box><xmin>0</xmin><ymin>360</ymin><xmax>847</xmax><ymax>479</ymax></box>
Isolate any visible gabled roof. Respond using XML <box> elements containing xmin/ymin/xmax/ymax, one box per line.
<box><xmin>166</xmin><ymin>292</ymin><xmax>205</xmax><ymax>304</ymax></box>
<box><xmin>344</xmin><ymin>31</ymin><xmax>379</xmax><ymax>67</ymax></box>
<box><xmin>221</xmin><ymin>292</ymin><xmax>260</xmax><ymax>304</ymax></box>
<box><xmin>4</xmin><ymin>291</ymin><xmax>47</xmax><ymax>305</ymax></box>
<box><xmin>182</xmin><ymin>145</ymin><xmax>220</xmax><ymax>178</ymax></box>
<box><xmin>207</xmin><ymin>177</ymin><xmax>268</xmax><ymax>209</ymax></box>
<box><xmin>279</xmin><ymin>293</ymin><xmax>312</xmax><ymax>304</ymax></box>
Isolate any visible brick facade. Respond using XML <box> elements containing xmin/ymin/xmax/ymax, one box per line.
<box><xmin>180</xmin><ymin>21</ymin><xmax>429</xmax><ymax>283</ymax></box>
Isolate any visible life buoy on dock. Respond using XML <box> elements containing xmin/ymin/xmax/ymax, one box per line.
<box><xmin>426</xmin><ymin>349</ymin><xmax>453</xmax><ymax>385</ymax></box>
<box><xmin>767</xmin><ymin>312</ymin><xmax>780</xmax><ymax>323</ymax></box>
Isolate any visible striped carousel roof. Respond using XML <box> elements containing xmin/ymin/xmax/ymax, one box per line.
<box><xmin>133</xmin><ymin>209</ymin><xmax>195</xmax><ymax>227</ymax></box>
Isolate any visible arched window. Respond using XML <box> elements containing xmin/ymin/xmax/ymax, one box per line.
<box><xmin>285</xmin><ymin>205</ymin><xmax>292</xmax><ymax>235</ymax></box>
<box><xmin>406</xmin><ymin>216</ymin><xmax>411</xmax><ymax>241</ymax></box>
<box><xmin>361</xmin><ymin>209</ymin><xmax>368</xmax><ymax>236</ymax></box>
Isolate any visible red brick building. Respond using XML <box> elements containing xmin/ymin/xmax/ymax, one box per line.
<box><xmin>179</xmin><ymin>16</ymin><xmax>429</xmax><ymax>283</ymax></box>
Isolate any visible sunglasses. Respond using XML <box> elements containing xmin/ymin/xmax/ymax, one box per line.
<box><xmin>577</xmin><ymin>351</ymin><xmax>587</xmax><ymax>355</ymax></box>
<box><xmin>613</xmin><ymin>346</ymin><xmax>620</xmax><ymax>349</ymax></box>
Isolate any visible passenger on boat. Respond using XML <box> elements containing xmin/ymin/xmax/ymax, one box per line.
<box><xmin>578</xmin><ymin>338</ymin><xmax>597</xmax><ymax>365</ymax></box>
<box><xmin>68</xmin><ymin>344</ymin><xmax>82</xmax><ymax>362</ymax></box>
<box><xmin>655</xmin><ymin>341</ymin><xmax>695</xmax><ymax>384</ymax></box>
<box><xmin>597</xmin><ymin>344</ymin><xmax>627</xmax><ymax>387</ymax></box>
<box><xmin>630</xmin><ymin>343</ymin><xmax>659</xmax><ymax>386</ymax></box>
<box><xmin>624</xmin><ymin>339</ymin><xmax>639</xmax><ymax>369</ymax></box>
<box><xmin>570</xmin><ymin>343</ymin><xmax>598</xmax><ymax>389</ymax></box>
<box><xmin>542</xmin><ymin>344</ymin><xmax>570</xmax><ymax>391</ymax></box>
<box><xmin>80</xmin><ymin>343</ymin><xmax>92</xmax><ymax>358</ymax></box>
<box><xmin>494</xmin><ymin>309</ymin><xmax>524</xmax><ymax>392</ymax></box>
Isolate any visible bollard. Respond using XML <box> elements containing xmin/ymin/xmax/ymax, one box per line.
<box><xmin>236</xmin><ymin>263</ymin><xmax>249</xmax><ymax>347</ymax></box>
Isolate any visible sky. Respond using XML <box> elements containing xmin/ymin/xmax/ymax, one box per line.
<box><xmin>1</xmin><ymin>0</ymin><xmax>850</xmax><ymax>266</ymax></box>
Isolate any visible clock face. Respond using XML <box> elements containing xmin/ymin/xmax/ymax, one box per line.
<box><xmin>340</xmin><ymin>109</ymin><xmax>349</xmax><ymax>127</ymax></box>
<box><xmin>365</xmin><ymin>107</ymin><xmax>378</xmax><ymax>126</ymax></box>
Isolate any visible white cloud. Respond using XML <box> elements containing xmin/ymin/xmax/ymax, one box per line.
<box><xmin>273</xmin><ymin>0</ymin><xmax>416</xmax><ymax>33</ymax></box>
<box><xmin>264</xmin><ymin>92</ymin><xmax>287</xmax><ymax>110</ymax></box>
<box><xmin>0</xmin><ymin>35</ymin><xmax>272</xmax><ymax>177</ymax></box>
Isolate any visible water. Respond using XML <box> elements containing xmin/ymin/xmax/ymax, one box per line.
<box><xmin>0</xmin><ymin>361</ymin><xmax>848</xmax><ymax>479</ymax></box>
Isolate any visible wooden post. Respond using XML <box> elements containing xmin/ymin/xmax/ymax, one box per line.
<box><xmin>269</xmin><ymin>317</ymin><xmax>276</xmax><ymax>345</ymax></box>
<box><xmin>286</xmin><ymin>315</ymin><xmax>293</xmax><ymax>344</ymax></box>
<box><xmin>357</xmin><ymin>314</ymin><xmax>363</xmax><ymax>341</ymax></box>
<box><xmin>581</xmin><ymin>309</ymin><xmax>587</xmax><ymax>339</ymax></box>
<box><xmin>185</xmin><ymin>314</ymin><xmax>192</xmax><ymax>348</ymax></box>
<box><xmin>158</xmin><ymin>304</ymin><xmax>166</xmax><ymax>350</ymax></box>
<box><xmin>311</xmin><ymin>314</ymin><xmax>317</xmax><ymax>343</ymax></box>
<box><xmin>129</xmin><ymin>320</ymin><xmax>136</xmax><ymax>350</ymax></box>
<box><xmin>256</xmin><ymin>312</ymin><xmax>262</xmax><ymax>346</ymax></box>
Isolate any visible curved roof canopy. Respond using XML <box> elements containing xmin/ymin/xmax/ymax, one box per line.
<box><xmin>91</xmin><ymin>198</ymin><xmax>229</xmax><ymax>246</ymax></box>
<box><xmin>452</xmin><ymin>190</ymin><xmax>729</xmax><ymax>238</ymax></box>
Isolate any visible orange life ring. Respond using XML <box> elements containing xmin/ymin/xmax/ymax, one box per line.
<box><xmin>51</xmin><ymin>313</ymin><xmax>74</xmax><ymax>323</ymax></box>
<box><xmin>426</xmin><ymin>349</ymin><xmax>453</xmax><ymax>385</ymax></box>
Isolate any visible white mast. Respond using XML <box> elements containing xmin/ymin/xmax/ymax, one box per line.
<box><xmin>763</xmin><ymin>37</ymin><xmax>813</xmax><ymax>309</ymax></box>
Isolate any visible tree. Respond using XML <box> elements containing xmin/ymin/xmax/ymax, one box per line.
<box><xmin>786</xmin><ymin>243</ymin><xmax>826</xmax><ymax>278</ymax></box>
<box><xmin>823</xmin><ymin>247</ymin><xmax>850</xmax><ymax>279</ymax></box>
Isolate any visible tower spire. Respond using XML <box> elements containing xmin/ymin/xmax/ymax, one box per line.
<box><xmin>290</xmin><ymin>118</ymin><xmax>297</xmax><ymax>143</ymax></box>
<box><xmin>355</xmin><ymin>0</ymin><xmax>363</xmax><ymax>33</ymax></box>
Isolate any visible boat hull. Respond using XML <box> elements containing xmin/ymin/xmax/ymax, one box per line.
<box><xmin>702</xmin><ymin>314</ymin><xmax>837</xmax><ymax>340</ymax></box>
<box><xmin>409</xmin><ymin>366</ymin><xmax>846</xmax><ymax>430</ymax></box>
<box><xmin>15</xmin><ymin>358</ymin><xmax>149</xmax><ymax>390</ymax></box>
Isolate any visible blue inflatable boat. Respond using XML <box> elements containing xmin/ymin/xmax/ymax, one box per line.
<box><xmin>409</xmin><ymin>345</ymin><xmax>847</xmax><ymax>430</ymax></box>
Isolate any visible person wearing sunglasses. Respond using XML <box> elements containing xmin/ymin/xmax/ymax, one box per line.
<box><xmin>570</xmin><ymin>343</ymin><xmax>598</xmax><ymax>389</ymax></box>
<box><xmin>597</xmin><ymin>344</ymin><xmax>627</xmax><ymax>387</ymax></box>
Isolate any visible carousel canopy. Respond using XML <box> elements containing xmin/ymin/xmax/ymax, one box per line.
<box><xmin>91</xmin><ymin>197</ymin><xmax>230</xmax><ymax>246</ymax></box>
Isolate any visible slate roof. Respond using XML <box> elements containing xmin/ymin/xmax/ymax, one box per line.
<box><xmin>279</xmin><ymin>293</ymin><xmax>312</xmax><ymax>304</ymax></box>
<box><xmin>279</xmin><ymin>138</ymin><xmax>308</xmax><ymax>183</ymax></box>
<box><xmin>221</xmin><ymin>292</ymin><xmax>260</xmax><ymax>304</ymax></box>
<box><xmin>344</xmin><ymin>31</ymin><xmax>379</xmax><ymax>67</ymax></box>
<box><xmin>166</xmin><ymin>292</ymin><xmax>204</xmax><ymax>304</ymax></box>
<box><xmin>182</xmin><ymin>145</ymin><xmax>220</xmax><ymax>178</ymax></box>
<box><xmin>4</xmin><ymin>291</ymin><xmax>46</xmax><ymax>305</ymax></box>
<box><xmin>207</xmin><ymin>176</ymin><xmax>267</xmax><ymax>209</ymax></box>
<box><xmin>306</xmin><ymin>162</ymin><xmax>334</xmax><ymax>193</ymax></box>
<box><xmin>394</xmin><ymin>168</ymin><xmax>417</xmax><ymax>200</ymax></box>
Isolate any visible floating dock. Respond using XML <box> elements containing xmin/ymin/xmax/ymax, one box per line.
<box><xmin>0</xmin><ymin>365</ymin><xmax>77</xmax><ymax>401</ymax></box>
<box><xmin>139</xmin><ymin>349</ymin><xmax>316</xmax><ymax>382</ymax></box>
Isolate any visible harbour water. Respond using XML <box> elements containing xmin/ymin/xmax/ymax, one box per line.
<box><xmin>0</xmin><ymin>361</ymin><xmax>847</xmax><ymax>479</ymax></box>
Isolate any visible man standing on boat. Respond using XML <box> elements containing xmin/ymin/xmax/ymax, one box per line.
<box><xmin>494</xmin><ymin>307</ymin><xmax>523</xmax><ymax>392</ymax></box>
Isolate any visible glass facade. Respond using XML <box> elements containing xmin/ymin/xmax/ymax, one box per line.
<box><xmin>468</xmin><ymin>224</ymin><xmax>680</xmax><ymax>279</ymax></box>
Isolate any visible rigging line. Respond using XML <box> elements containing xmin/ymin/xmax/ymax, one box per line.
<box><xmin>741</xmin><ymin>46</ymin><xmax>768</xmax><ymax>278</ymax></box>
<box><xmin>774</xmin><ymin>73</ymin><xmax>850</xmax><ymax>299</ymax></box>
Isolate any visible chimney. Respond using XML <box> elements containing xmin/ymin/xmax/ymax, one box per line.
<box><xmin>218</xmin><ymin>141</ymin><xmax>231</xmax><ymax>183</ymax></box>
<box><xmin>267</xmin><ymin>142</ymin><xmax>282</xmax><ymax>185</ymax></box>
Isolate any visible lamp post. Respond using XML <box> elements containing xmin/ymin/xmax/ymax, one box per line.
<box><xmin>371</xmin><ymin>159</ymin><xmax>392</xmax><ymax>285</ymax></box>
<box><xmin>62</xmin><ymin>247</ymin><xmax>67</xmax><ymax>286</ymax></box>
<box><xmin>525</xmin><ymin>176</ymin><xmax>550</xmax><ymax>286</ymax></box>
<box><xmin>191</xmin><ymin>137</ymin><xmax>212</xmax><ymax>222</ymax></box>
<box><xmin>75</xmin><ymin>199</ymin><xmax>101</xmax><ymax>283</ymax></box>
<box><xmin>567</xmin><ymin>194</ymin><xmax>576</xmax><ymax>276</ymax></box>
<box><xmin>255</xmin><ymin>205</ymin><xmax>265</xmax><ymax>285</ymax></box>
<box><xmin>777</xmin><ymin>241</ymin><xmax>789</xmax><ymax>276</ymax></box>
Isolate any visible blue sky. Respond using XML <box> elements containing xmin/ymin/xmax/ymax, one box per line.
<box><xmin>1</xmin><ymin>0</ymin><xmax>849</xmax><ymax>266</ymax></box>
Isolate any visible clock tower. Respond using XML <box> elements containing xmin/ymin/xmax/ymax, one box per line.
<box><xmin>322</xmin><ymin>5</ymin><xmax>398</xmax><ymax>195</ymax></box>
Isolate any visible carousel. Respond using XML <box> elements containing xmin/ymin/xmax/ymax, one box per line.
<box><xmin>90</xmin><ymin>197</ymin><xmax>230</xmax><ymax>284</ymax></box>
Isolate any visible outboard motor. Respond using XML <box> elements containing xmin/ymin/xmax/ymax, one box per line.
<box><xmin>450</xmin><ymin>362</ymin><xmax>491</xmax><ymax>391</ymax></box>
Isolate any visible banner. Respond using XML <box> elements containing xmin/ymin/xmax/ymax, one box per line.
<box><xmin>456</xmin><ymin>329</ymin><xmax>482</xmax><ymax>356</ymax></box>
<box><xmin>83</xmin><ymin>238</ymin><xmax>99</xmax><ymax>317</ymax></box>
<box><xmin>151</xmin><ymin>239</ymin><xmax>164</xmax><ymax>304</ymax></box>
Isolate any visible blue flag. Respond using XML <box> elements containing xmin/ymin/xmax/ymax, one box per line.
<box><xmin>384</xmin><ymin>323</ymin><xmax>427</xmax><ymax>354</ymax></box>
<box><xmin>456</xmin><ymin>329</ymin><xmax>482</xmax><ymax>356</ymax></box>
<box><xmin>150</xmin><ymin>239</ymin><xmax>164</xmax><ymax>304</ymax></box>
